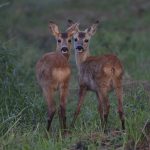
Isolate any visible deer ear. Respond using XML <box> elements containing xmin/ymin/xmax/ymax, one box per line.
<box><xmin>85</xmin><ymin>20</ymin><xmax>99</xmax><ymax>36</ymax></box>
<box><xmin>49</xmin><ymin>21</ymin><xmax>60</xmax><ymax>37</ymax></box>
<box><xmin>67</xmin><ymin>19</ymin><xmax>75</xmax><ymax>27</ymax></box>
<box><xmin>66</xmin><ymin>23</ymin><xmax>79</xmax><ymax>36</ymax></box>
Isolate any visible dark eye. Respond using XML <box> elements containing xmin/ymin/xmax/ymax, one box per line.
<box><xmin>58</xmin><ymin>39</ymin><xmax>61</xmax><ymax>43</ymax></box>
<box><xmin>74</xmin><ymin>38</ymin><xmax>78</xmax><ymax>42</ymax></box>
<box><xmin>68</xmin><ymin>39</ymin><xmax>71</xmax><ymax>43</ymax></box>
<box><xmin>85</xmin><ymin>39</ymin><xmax>89</xmax><ymax>43</ymax></box>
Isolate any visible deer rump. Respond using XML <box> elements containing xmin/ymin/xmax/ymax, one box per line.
<box><xmin>79</xmin><ymin>54</ymin><xmax>123</xmax><ymax>92</ymax></box>
<box><xmin>36</xmin><ymin>52</ymin><xmax>71</xmax><ymax>88</ymax></box>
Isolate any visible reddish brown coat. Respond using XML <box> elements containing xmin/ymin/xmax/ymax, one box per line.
<box><xmin>36</xmin><ymin>21</ymin><xmax>78</xmax><ymax>133</ymax></box>
<box><xmin>70</xmin><ymin>20</ymin><xmax>125</xmax><ymax>130</ymax></box>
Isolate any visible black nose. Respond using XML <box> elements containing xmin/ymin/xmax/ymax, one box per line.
<box><xmin>61</xmin><ymin>47</ymin><xmax>68</xmax><ymax>52</ymax></box>
<box><xmin>76</xmin><ymin>46</ymin><xmax>83</xmax><ymax>50</ymax></box>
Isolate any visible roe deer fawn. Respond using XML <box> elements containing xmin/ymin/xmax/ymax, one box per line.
<box><xmin>36</xmin><ymin>21</ymin><xmax>78</xmax><ymax>132</ymax></box>
<box><xmin>68</xmin><ymin>20</ymin><xmax>125</xmax><ymax>130</ymax></box>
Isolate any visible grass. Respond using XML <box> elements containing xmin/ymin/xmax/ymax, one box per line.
<box><xmin>0</xmin><ymin>0</ymin><xmax>150</xmax><ymax>149</ymax></box>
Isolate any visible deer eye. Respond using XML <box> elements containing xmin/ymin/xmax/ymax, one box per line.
<box><xmin>68</xmin><ymin>39</ymin><xmax>71</xmax><ymax>43</ymax></box>
<box><xmin>74</xmin><ymin>38</ymin><xmax>78</xmax><ymax>42</ymax></box>
<box><xmin>85</xmin><ymin>39</ymin><xmax>89</xmax><ymax>43</ymax></box>
<box><xmin>58</xmin><ymin>39</ymin><xmax>61</xmax><ymax>43</ymax></box>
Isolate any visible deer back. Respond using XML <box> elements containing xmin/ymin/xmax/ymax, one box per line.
<box><xmin>78</xmin><ymin>54</ymin><xmax>123</xmax><ymax>91</ymax></box>
<box><xmin>36</xmin><ymin>52</ymin><xmax>71</xmax><ymax>87</ymax></box>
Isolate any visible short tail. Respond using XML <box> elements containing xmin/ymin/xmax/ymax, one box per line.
<box><xmin>111</xmin><ymin>67</ymin><xmax>115</xmax><ymax>75</ymax></box>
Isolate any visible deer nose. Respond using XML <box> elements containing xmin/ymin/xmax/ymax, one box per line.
<box><xmin>61</xmin><ymin>47</ymin><xmax>69</xmax><ymax>53</ymax></box>
<box><xmin>76</xmin><ymin>46</ymin><xmax>83</xmax><ymax>50</ymax></box>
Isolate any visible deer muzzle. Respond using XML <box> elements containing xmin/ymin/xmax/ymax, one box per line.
<box><xmin>76</xmin><ymin>46</ymin><xmax>84</xmax><ymax>52</ymax></box>
<box><xmin>61</xmin><ymin>47</ymin><xmax>69</xmax><ymax>53</ymax></box>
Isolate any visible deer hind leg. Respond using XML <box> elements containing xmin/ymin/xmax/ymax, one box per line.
<box><xmin>101</xmin><ymin>88</ymin><xmax>110</xmax><ymax>125</ymax></box>
<box><xmin>113</xmin><ymin>78</ymin><xmax>125</xmax><ymax>130</ymax></box>
<box><xmin>59</xmin><ymin>80</ymin><xmax>69</xmax><ymax>131</ymax></box>
<box><xmin>96</xmin><ymin>91</ymin><xmax>104</xmax><ymax>125</ymax></box>
<box><xmin>96</xmin><ymin>87</ymin><xmax>110</xmax><ymax>128</ymax></box>
<box><xmin>71</xmin><ymin>85</ymin><xmax>87</xmax><ymax>127</ymax></box>
<box><xmin>43</xmin><ymin>87</ymin><xmax>56</xmax><ymax>131</ymax></box>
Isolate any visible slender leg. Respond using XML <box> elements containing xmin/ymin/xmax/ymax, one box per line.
<box><xmin>59</xmin><ymin>80</ymin><xmax>69</xmax><ymax>131</ymax></box>
<box><xmin>71</xmin><ymin>86</ymin><xmax>87</xmax><ymax>127</ymax></box>
<box><xmin>101</xmin><ymin>87</ymin><xmax>110</xmax><ymax>124</ymax></box>
<box><xmin>97</xmin><ymin>87</ymin><xmax>110</xmax><ymax>131</ymax></box>
<box><xmin>96</xmin><ymin>91</ymin><xmax>104</xmax><ymax>125</ymax></box>
<box><xmin>113</xmin><ymin>78</ymin><xmax>125</xmax><ymax>130</ymax></box>
<box><xmin>104</xmin><ymin>99</ymin><xmax>110</xmax><ymax>124</ymax></box>
<box><xmin>43</xmin><ymin>87</ymin><xmax>56</xmax><ymax>131</ymax></box>
<box><xmin>47</xmin><ymin>110</ymin><xmax>55</xmax><ymax>131</ymax></box>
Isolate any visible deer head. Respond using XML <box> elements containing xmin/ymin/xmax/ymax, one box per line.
<box><xmin>49</xmin><ymin>21</ymin><xmax>79</xmax><ymax>59</ymax></box>
<box><xmin>68</xmin><ymin>19</ymin><xmax>99</xmax><ymax>64</ymax></box>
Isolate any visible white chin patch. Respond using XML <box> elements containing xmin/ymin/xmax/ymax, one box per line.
<box><xmin>61</xmin><ymin>50</ymin><xmax>68</xmax><ymax>54</ymax></box>
<box><xmin>77</xmin><ymin>49</ymin><xmax>83</xmax><ymax>53</ymax></box>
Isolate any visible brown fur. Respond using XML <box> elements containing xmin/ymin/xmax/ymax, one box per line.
<box><xmin>71</xmin><ymin>21</ymin><xmax>125</xmax><ymax>130</ymax></box>
<box><xmin>78</xmin><ymin>54</ymin><xmax>123</xmax><ymax>91</ymax></box>
<box><xmin>36</xmin><ymin>21</ymin><xmax>78</xmax><ymax>133</ymax></box>
<box><xmin>36</xmin><ymin>52</ymin><xmax>71</xmax><ymax>88</ymax></box>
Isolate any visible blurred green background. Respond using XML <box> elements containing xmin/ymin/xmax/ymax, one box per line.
<box><xmin>0</xmin><ymin>0</ymin><xmax>150</xmax><ymax>149</ymax></box>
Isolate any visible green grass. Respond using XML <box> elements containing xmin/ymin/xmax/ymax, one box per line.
<box><xmin>0</xmin><ymin>0</ymin><xmax>150</xmax><ymax>149</ymax></box>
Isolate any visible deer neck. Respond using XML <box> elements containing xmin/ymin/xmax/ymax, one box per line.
<box><xmin>56</xmin><ymin>48</ymin><xmax>70</xmax><ymax>61</ymax></box>
<box><xmin>62</xmin><ymin>53</ymin><xmax>70</xmax><ymax>60</ymax></box>
<box><xmin>75</xmin><ymin>49</ymin><xmax>90</xmax><ymax>70</ymax></box>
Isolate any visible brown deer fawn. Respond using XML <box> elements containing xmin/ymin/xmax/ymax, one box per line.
<box><xmin>36</xmin><ymin>21</ymin><xmax>78</xmax><ymax>133</ymax></box>
<box><xmin>68</xmin><ymin>20</ymin><xmax>125</xmax><ymax>130</ymax></box>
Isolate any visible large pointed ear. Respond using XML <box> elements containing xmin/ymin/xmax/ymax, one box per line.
<box><xmin>48</xmin><ymin>21</ymin><xmax>60</xmax><ymax>37</ymax></box>
<box><xmin>66</xmin><ymin>23</ymin><xmax>79</xmax><ymax>36</ymax></box>
<box><xmin>85</xmin><ymin>20</ymin><xmax>99</xmax><ymax>36</ymax></box>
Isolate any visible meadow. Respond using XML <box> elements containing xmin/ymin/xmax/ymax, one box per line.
<box><xmin>0</xmin><ymin>0</ymin><xmax>150</xmax><ymax>149</ymax></box>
